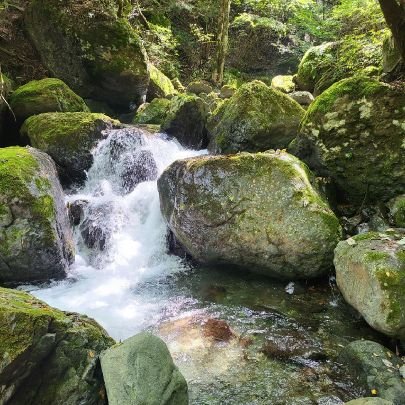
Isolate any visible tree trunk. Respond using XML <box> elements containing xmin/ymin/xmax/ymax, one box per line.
<box><xmin>378</xmin><ymin>0</ymin><xmax>405</xmax><ymax>62</ymax></box>
<box><xmin>213</xmin><ymin>0</ymin><xmax>231</xmax><ymax>86</ymax></box>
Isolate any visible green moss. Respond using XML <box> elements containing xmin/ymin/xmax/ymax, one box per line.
<box><xmin>364</xmin><ymin>251</ymin><xmax>390</xmax><ymax>263</ymax></box>
<box><xmin>134</xmin><ymin>98</ymin><xmax>171</xmax><ymax>125</ymax></box>
<box><xmin>209</xmin><ymin>80</ymin><xmax>305</xmax><ymax>153</ymax></box>
<box><xmin>271</xmin><ymin>75</ymin><xmax>295</xmax><ymax>93</ymax></box>
<box><xmin>10</xmin><ymin>78</ymin><xmax>89</xmax><ymax>122</ymax></box>
<box><xmin>21</xmin><ymin>112</ymin><xmax>118</xmax><ymax>155</ymax></box>
<box><xmin>148</xmin><ymin>64</ymin><xmax>176</xmax><ymax>99</ymax></box>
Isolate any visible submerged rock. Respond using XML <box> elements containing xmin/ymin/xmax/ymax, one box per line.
<box><xmin>161</xmin><ymin>94</ymin><xmax>209</xmax><ymax>149</ymax></box>
<box><xmin>0</xmin><ymin>287</ymin><xmax>114</xmax><ymax>404</ymax></box>
<box><xmin>291</xmin><ymin>76</ymin><xmax>405</xmax><ymax>206</ymax></box>
<box><xmin>208</xmin><ymin>81</ymin><xmax>305</xmax><ymax>154</ymax></box>
<box><xmin>335</xmin><ymin>231</ymin><xmax>405</xmax><ymax>339</ymax></box>
<box><xmin>147</xmin><ymin>64</ymin><xmax>176</xmax><ymax>101</ymax></box>
<box><xmin>100</xmin><ymin>332</ymin><xmax>188</xmax><ymax>405</ymax></box>
<box><xmin>68</xmin><ymin>199</ymin><xmax>89</xmax><ymax>226</ymax></box>
<box><xmin>158</xmin><ymin>151</ymin><xmax>342</xmax><ymax>279</ymax></box>
<box><xmin>9</xmin><ymin>78</ymin><xmax>89</xmax><ymax>124</ymax></box>
<box><xmin>21</xmin><ymin>112</ymin><xmax>120</xmax><ymax>185</ymax></box>
<box><xmin>24</xmin><ymin>0</ymin><xmax>149</xmax><ymax>108</ymax></box>
<box><xmin>0</xmin><ymin>147</ymin><xmax>74</xmax><ymax>284</ymax></box>
<box><xmin>340</xmin><ymin>340</ymin><xmax>405</xmax><ymax>405</ymax></box>
<box><xmin>120</xmin><ymin>149</ymin><xmax>158</xmax><ymax>194</ymax></box>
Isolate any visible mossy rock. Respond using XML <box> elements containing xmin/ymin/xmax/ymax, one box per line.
<box><xmin>100</xmin><ymin>333</ymin><xmax>188</xmax><ymax>405</ymax></box>
<box><xmin>186</xmin><ymin>80</ymin><xmax>213</xmax><ymax>95</ymax></box>
<box><xmin>271</xmin><ymin>75</ymin><xmax>295</xmax><ymax>93</ymax></box>
<box><xmin>295</xmin><ymin>42</ymin><xmax>339</xmax><ymax>93</ymax></box>
<box><xmin>133</xmin><ymin>98</ymin><xmax>171</xmax><ymax>125</ymax></box>
<box><xmin>219</xmin><ymin>85</ymin><xmax>235</xmax><ymax>99</ymax></box>
<box><xmin>147</xmin><ymin>64</ymin><xmax>176</xmax><ymax>101</ymax></box>
<box><xmin>10</xmin><ymin>78</ymin><xmax>89</xmax><ymax>124</ymax></box>
<box><xmin>21</xmin><ymin>112</ymin><xmax>120</xmax><ymax>186</ymax></box>
<box><xmin>161</xmin><ymin>94</ymin><xmax>209</xmax><ymax>149</ymax></box>
<box><xmin>207</xmin><ymin>80</ymin><xmax>305</xmax><ymax>154</ymax></box>
<box><xmin>340</xmin><ymin>340</ymin><xmax>405</xmax><ymax>404</ymax></box>
<box><xmin>296</xmin><ymin>31</ymin><xmax>387</xmax><ymax>95</ymax></box>
<box><xmin>158</xmin><ymin>150</ymin><xmax>342</xmax><ymax>280</ymax></box>
<box><xmin>291</xmin><ymin>76</ymin><xmax>405</xmax><ymax>206</ymax></box>
<box><xmin>0</xmin><ymin>287</ymin><xmax>114</xmax><ymax>404</ymax></box>
<box><xmin>0</xmin><ymin>147</ymin><xmax>74</xmax><ymax>283</ymax></box>
<box><xmin>24</xmin><ymin>0</ymin><xmax>149</xmax><ymax>109</ymax></box>
<box><xmin>387</xmin><ymin>195</ymin><xmax>405</xmax><ymax>228</ymax></box>
<box><xmin>335</xmin><ymin>231</ymin><xmax>405</xmax><ymax>339</ymax></box>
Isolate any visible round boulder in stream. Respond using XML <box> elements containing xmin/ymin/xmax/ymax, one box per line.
<box><xmin>0</xmin><ymin>146</ymin><xmax>74</xmax><ymax>284</ymax></box>
<box><xmin>335</xmin><ymin>231</ymin><xmax>405</xmax><ymax>339</ymax></box>
<box><xmin>21</xmin><ymin>112</ymin><xmax>120</xmax><ymax>186</ymax></box>
<box><xmin>158</xmin><ymin>151</ymin><xmax>342</xmax><ymax>279</ymax></box>
<box><xmin>100</xmin><ymin>332</ymin><xmax>188</xmax><ymax>405</ymax></box>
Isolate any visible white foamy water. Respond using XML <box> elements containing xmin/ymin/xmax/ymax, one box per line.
<box><xmin>27</xmin><ymin>128</ymin><xmax>204</xmax><ymax>341</ymax></box>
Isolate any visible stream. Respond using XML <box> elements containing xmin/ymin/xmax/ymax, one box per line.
<box><xmin>24</xmin><ymin>127</ymin><xmax>383</xmax><ymax>404</ymax></box>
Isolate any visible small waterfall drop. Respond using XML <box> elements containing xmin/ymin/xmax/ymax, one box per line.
<box><xmin>29</xmin><ymin>127</ymin><xmax>203</xmax><ymax>340</ymax></box>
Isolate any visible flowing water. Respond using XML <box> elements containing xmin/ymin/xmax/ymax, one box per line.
<box><xmin>24</xmin><ymin>127</ymin><xmax>382</xmax><ymax>404</ymax></box>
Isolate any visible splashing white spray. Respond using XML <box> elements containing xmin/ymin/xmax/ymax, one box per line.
<box><xmin>28</xmin><ymin>128</ymin><xmax>204</xmax><ymax>340</ymax></box>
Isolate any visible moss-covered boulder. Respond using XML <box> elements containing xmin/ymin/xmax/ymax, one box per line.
<box><xmin>133</xmin><ymin>98</ymin><xmax>171</xmax><ymax>125</ymax></box>
<box><xmin>207</xmin><ymin>81</ymin><xmax>305</xmax><ymax>154</ymax></box>
<box><xmin>147</xmin><ymin>64</ymin><xmax>176</xmax><ymax>102</ymax></box>
<box><xmin>158</xmin><ymin>151</ymin><xmax>342</xmax><ymax>280</ymax></box>
<box><xmin>340</xmin><ymin>340</ymin><xmax>405</xmax><ymax>404</ymax></box>
<box><xmin>0</xmin><ymin>147</ymin><xmax>74</xmax><ymax>284</ymax></box>
<box><xmin>0</xmin><ymin>287</ymin><xmax>114</xmax><ymax>404</ymax></box>
<box><xmin>295</xmin><ymin>42</ymin><xmax>339</xmax><ymax>93</ymax></box>
<box><xmin>100</xmin><ymin>333</ymin><xmax>188</xmax><ymax>405</ymax></box>
<box><xmin>388</xmin><ymin>195</ymin><xmax>405</xmax><ymax>228</ymax></box>
<box><xmin>271</xmin><ymin>75</ymin><xmax>295</xmax><ymax>93</ymax></box>
<box><xmin>21</xmin><ymin>112</ymin><xmax>120</xmax><ymax>185</ymax></box>
<box><xmin>291</xmin><ymin>76</ymin><xmax>405</xmax><ymax>206</ymax></box>
<box><xmin>296</xmin><ymin>31</ymin><xmax>387</xmax><ymax>95</ymax></box>
<box><xmin>9</xmin><ymin>78</ymin><xmax>89</xmax><ymax>124</ymax></box>
<box><xmin>161</xmin><ymin>94</ymin><xmax>209</xmax><ymax>149</ymax></box>
<box><xmin>24</xmin><ymin>0</ymin><xmax>149</xmax><ymax>109</ymax></box>
<box><xmin>335</xmin><ymin>231</ymin><xmax>405</xmax><ymax>339</ymax></box>
<box><xmin>186</xmin><ymin>80</ymin><xmax>213</xmax><ymax>95</ymax></box>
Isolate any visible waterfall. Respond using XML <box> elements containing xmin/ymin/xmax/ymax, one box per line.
<box><xmin>28</xmin><ymin>127</ymin><xmax>204</xmax><ymax>341</ymax></box>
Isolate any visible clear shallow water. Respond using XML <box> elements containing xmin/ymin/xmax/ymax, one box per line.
<box><xmin>24</xmin><ymin>128</ymin><xmax>381</xmax><ymax>404</ymax></box>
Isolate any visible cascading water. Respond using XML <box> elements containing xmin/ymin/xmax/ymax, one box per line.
<box><xmin>25</xmin><ymin>126</ymin><xmax>373</xmax><ymax>404</ymax></box>
<box><xmin>27</xmin><ymin>127</ymin><xmax>204</xmax><ymax>340</ymax></box>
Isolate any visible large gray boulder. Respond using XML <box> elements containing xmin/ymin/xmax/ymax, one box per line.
<box><xmin>24</xmin><ymin>0</ymin><xmax>149</xmax><ymax>109</ymax></box>
<box><xmin>208</xmin><ymin>80</ymin><xmax>305</xmax><ymax>154</ymax></box>
<box><xmin>100</xmin><ymin>332</ymin><xmax>188</xmax><ymax>405</ymax></box>
<box><xmin>158</xmin><ymin>150</ymin><xmax>342</xmax><ymax>279</ymax></box>
<box><xmin>291</xmin><ymin>76</ymin><xmax>405</xmax><ymax>207</ymax></box>
<box><xmin>340</xmin><ymin>340</ymin><xmax>405</xmax><ymax>405</ymax></box>
<box><xmin>0</xmin><ymin>146</ymin><xmax>74</xmax><ymax>284</ymax></box>
<box><xmin>335</xmin><ymin>231</ymin><xmax>405</xmax><ymax>339</ymax></box>
<box><xmin>0</xmin><ymin>287</ymin><xmax>114</xmax><ymax>404</ymax></box>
